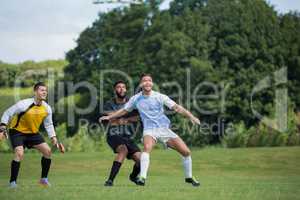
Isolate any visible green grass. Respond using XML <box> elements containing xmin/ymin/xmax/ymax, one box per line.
<box><xmin>0</xmin><ymin>87</ymin><xmax>32</xmax><ymax>116</ymax></box>
<box><xmin>0</xmin><ymin>147</ymin><xmax>300</xmax><ymax>200</ymax></box>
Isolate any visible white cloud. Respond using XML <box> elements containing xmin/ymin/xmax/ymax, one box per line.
<box><xmin>0</xmin><ymin>0</ymin><xmax>299</xmax><ymax>63</ymax></box>
<box><xmin>0</xmin><ymin>32</ymin><xmax>78</xmax><ymax>62</ymax></box>
<box><xmin>0</xmin><ymin>0</ymin><xmax>115</xmax><ymax>63</ymax></box>
<box><xmin>268</xmin><ymin>0</ymin><xmax>300</xmax><ymax>13</ymax></box>
<box><xmin>159</xmin><ymin>0</ymin><xmax>173</xmax><ymax>10</ymax></box>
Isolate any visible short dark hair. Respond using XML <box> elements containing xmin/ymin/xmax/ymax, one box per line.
<box><xmin>113</xmin><ymin>80</ymin><xmax>126</xmax><ymax>88</ymax></box>
<box><xmin>33</xmin><ymin>82</ymin><xmax>46</xmax><ymax>91</ymax></box>
<box><xmin>139</xmin><ymin>73</ymin><xmax>152</xmax><ymax>81</ymax></box>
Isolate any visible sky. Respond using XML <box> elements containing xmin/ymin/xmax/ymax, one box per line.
<box><xmin>0</xmin><ymin>0</ymin><xmax>299</xmax><ymax>63</ymax></box>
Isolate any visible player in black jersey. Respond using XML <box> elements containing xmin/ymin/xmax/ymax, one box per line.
<box><xmin>101</xmin><ymin>81</ymin><xmax>141</xmax><ymax>186</ymax></box>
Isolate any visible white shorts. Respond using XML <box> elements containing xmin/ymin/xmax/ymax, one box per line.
<box><xmin>143</xmin><ymin>127</ymin><xmax>179</xmax><ymax>144</ymax></box>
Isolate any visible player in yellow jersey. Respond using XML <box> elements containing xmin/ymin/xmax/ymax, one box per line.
<box><xmin>0</xmin><ymin>82</ymin><xmax>60</xmax><ymax>188</ymax></box>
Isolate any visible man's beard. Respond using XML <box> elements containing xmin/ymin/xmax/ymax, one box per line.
<box><xmin>116</xmin><ymin>92</ymin><xmax>126</xmax><ymax>99</ymax></box>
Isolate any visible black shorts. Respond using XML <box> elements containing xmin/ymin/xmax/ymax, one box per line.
<box><xmin>9</xmin><ymin>129</ymin><xmax>45</xmax><ymax>149</ymax></box>
<box><xmin>107</xmin><ymin>135</ymin><xmax>140</xmax><ymax>159</ymax></box>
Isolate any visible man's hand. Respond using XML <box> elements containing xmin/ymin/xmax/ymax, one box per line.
<box><xmin>51</xmin><ymin>136</ymin><xmax>65</xmax><ymax>154</ymax></box>
<box><xmin>51</xmin><ymin>136</ymin><xmax>58</xmax><ymax>146</ymax></box>
<box><xmin>0</xmin><ymin>132</ymin><xmax>6</xmax><ymax>141</ymax></box>
<box><xmin>0</xmin><ymin>125</ymin><xmax>8</xmax><ymax>141</ymax></box>
<box><xmin>190</xmin><ymin>116</ymin><xmax>201</xmax><ymax>125</ymax></box>
<box><xmin>99</xmin><ymin>115</ymin><xmax>110</xmax><ymax>123</ymax></box>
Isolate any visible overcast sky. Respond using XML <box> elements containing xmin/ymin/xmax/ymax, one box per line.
<box><xmin>0</xmin><ymin>0</ymin><xmax>299</xmax><ymax>63</ymax></box>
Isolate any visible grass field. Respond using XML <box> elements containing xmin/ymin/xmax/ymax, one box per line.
<box><xmin>0</xmin><ymin>147</ymin><xmax>300</xmax><ymax>200</ymax></box>
<box><xmin>0</xmin><ymin>87</ymin><xmax>32</xmax><ymax>116</ymax></box>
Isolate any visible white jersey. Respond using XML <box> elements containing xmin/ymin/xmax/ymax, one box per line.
<box><xmin>124</xmin><ymin>91</ymin><xmax>176</xmax><ymax>130</ymax></box>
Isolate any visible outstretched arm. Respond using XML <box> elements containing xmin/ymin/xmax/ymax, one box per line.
<box><xmin>172</xmin><ymin>104</ymin><xmax>200</xmax><ymax>125</ymax></box>
<box><xmin>99</xmin><ymin>108</ymin><xmax>128</xmax><ymax>122</ymax></box>
<box><xmin>161</xmin><ymin>94</ymin><xmax>200</xmax><ymax>125</ymax></box>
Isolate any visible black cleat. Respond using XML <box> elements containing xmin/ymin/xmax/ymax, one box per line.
<box><xmin>135</xmin><ymin>177</ymin><xmax>146</xmax><ymax>186</ymax></box>
<box><xmin>104</xmin><ymin>180</ymin><xmax>113</xmax><ymax>187</ymax></box>
<box><xmin>185</xmin><ymin>177</ymin><xmax>200</xmax><ymax>187</ymax></box>
<box><xmin>129</xmin><ymin>175</ymin><xmax>139</xmax><ymax>185</ymax></box>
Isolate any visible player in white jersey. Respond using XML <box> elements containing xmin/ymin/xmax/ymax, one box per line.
<box><xmin>100</xmin><ymin>74</ymin><xmax>200</xmax><ymax>186</ymax></box>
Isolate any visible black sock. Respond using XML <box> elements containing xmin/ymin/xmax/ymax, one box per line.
<box><xmin>10</xmin><ymin>160</ymin><xmax>20</xmax><ymax>183</ymax></box>
<box><xmin>41</xmin><ymin>157</ymin><xmax>52</xmax><ymax>178</ymax></box>
<box><xmin>108</xmin><ymin>161</ymin><xmax>122</xmax><ymax>182</ymax></box>
<box><xmin>130</xmin><ymin>163</ymin><xmax>140</xmax><ymax>179</ymax></box>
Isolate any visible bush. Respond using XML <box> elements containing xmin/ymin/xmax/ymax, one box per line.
<box><xmin>171</xmin><ymin>115</ymin><xmax>210</xmax><ymax>147</ymax></box>
<box><xmin>66</xmin><ymin>125</ymin><xmax>104</xmax><ymax>152</ymax></box>
<box><xmin>287</xmin><ymin>131</ymin><xmax>300</xmax><ymax>146</ymax></box>
<box><xmin>222</xmin><ymin>122</ymin><xmax>250</xmax><ymax>148</ymax></box>
<box><xmin>247</xmin><ymin>122</ymin><xmax>288</xmax><ymax>147</ymax></box>
<box><xmin>223</xmin><ymin>106</ymin><xmax>299</xmax><ymax>148</ymax></box>
<box><xmin>0</xmin><ymin>139</ymin><xmax>11</xmax><ymax>153</ymax></box>
<box><xmin>287</xmin><ymin>111</ymin><xmax>300</xmax><ymax>146</ymax></box>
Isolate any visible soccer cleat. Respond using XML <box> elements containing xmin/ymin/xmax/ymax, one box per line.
<box><xmin>39</xmin><ymin>178</ymin><xmax>51</xmax><ymax>187</ymax></box>
<box><xmin>104</xmin><ymin>180</ymin><xmax>114</xmax><ymax>187</ymax></box>
<box><xmin>135</xmin><ymin>177</ymin><xmax>146</xmax><ymax>186</ymax></box>
<box><xmin>9</xmin><ymin>181</ymin><xmax>17</xmax><ymax>188</ymax></box>
<box><xmin>185</xmin><ymin>177</ymin><xmax>200</xmax><ymax>187</ymax></box>
<box><xmin>129</xmin><ymin>174</ymin><xmax>139</xmax><ymax>185</ymax></box>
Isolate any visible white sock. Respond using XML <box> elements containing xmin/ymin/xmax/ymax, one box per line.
<box><xmin>182</xmin><ymin>156</ymin><xmax>192</xmax><ymax>178</ymax></box>
<box><xmin>140</xmin><ymin>152</ymin><xmax>150</xmax><ymax>179</ymax></box>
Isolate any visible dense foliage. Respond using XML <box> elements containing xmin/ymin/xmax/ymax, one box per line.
<box><xmin>1</xmin><ymin>0</ymin><xmax>299</xmax><ymax>149</ymax></box>
<box><xmin>62</xmin><ymin>0</ymin><xmax>300</xmax><ymax>147</ymax></box>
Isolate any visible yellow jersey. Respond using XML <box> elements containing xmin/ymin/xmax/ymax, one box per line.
<box><xmin>1</xmin><ymin>98</ymin><xmax>55</xmax><ymax>138</ymax></box>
